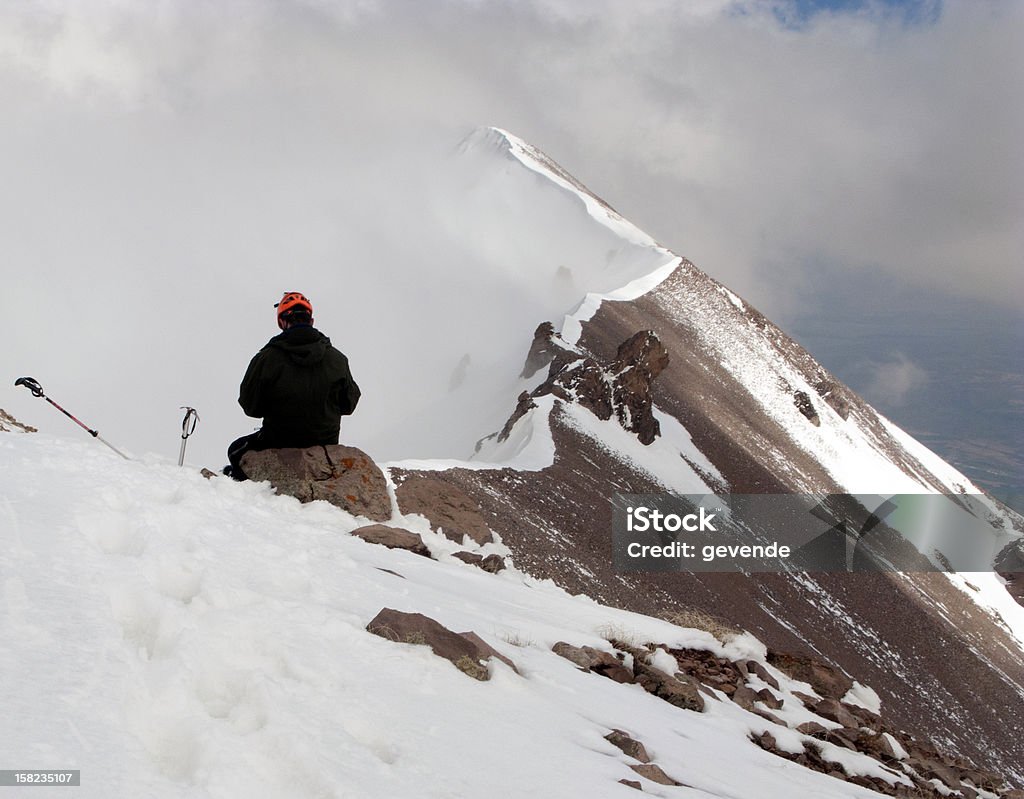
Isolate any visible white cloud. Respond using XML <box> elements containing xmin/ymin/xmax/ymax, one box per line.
<box><xmin>857</xmin><ymin>353</ymin><xmax>930</xmax><ymax>407</ymax></box>
<box><xmin>0</xmin><ymin>0</ymin><xmax>1017</xmax><ymax>463</ymax></box>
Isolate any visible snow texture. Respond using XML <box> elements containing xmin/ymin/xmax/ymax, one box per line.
<box><xmin>1</xmin><ymin>431</ymin><xmax>899</xmax><ymax>798</ymax></box>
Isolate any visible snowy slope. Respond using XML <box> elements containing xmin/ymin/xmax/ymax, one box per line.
<box><xmin>380</xmin><ymin>130</ymin><xmax>1024</xmax><ymax>782</ymax></box>
<box><xmin>0</xmin><ymin>432</ymin><xmax>931</xmax><ymax>799</ymax></box>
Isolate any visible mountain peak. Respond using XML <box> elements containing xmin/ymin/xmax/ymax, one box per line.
<box><xmin>457</xmin><ymin>126</ymin><xmax>660</xmax><ymax>248</ymax></box>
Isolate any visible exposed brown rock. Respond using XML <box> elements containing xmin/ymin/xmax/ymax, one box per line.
<box><xmin>520</xmin><ymin>321</ymin><xmax>558</xmax><ymax>378</ymax></box>
<box><xmin>605</xmin><ymin>730</ymin><xmax>651</xmax><ymax>764</ymax></box>
<box><xmin>451</xmin><ymin>551</ymin><xmax>506</xmax><ymax>573</ymax></box>
<box><xmin>241</xmin><ymin>445</ymin><xmax>391</xmax><ymax>521</ymax></box>
<box><xmin>629</xmin><ymin>763</ymin><xmax>682</xmax><ymax>786</ymax></box>
<box><xmin>610</xmin><ymin>330</ymin><xmax>670</xmax><ymax>445</ymax></box>
<box><xmin>756</xmin><ymin>687</ymin><xmax>784</xmax><ymax>710</ymax></box>
<box><xmin>793</xmin><ymin>390</ymin><xmax>821</xmax><ymax>426</ymax></box>
<box><xmin>351</xmin><ymin>524</ymin><xmax>431</xmax><ymax>557</ymax></box>
<box><xmin>398</xmin><ymin>260</ymin><xmax>1024</xmax><ymax>781</ymax></box>
<box><xmin>509</xmin><ymin>329</ymin><xmax>670</xmax><ymax>446</ymax></box>
<box><xmin>458</xmin><ymin>631</ymin><xmax>519</xmax><ymax>674</ymax></box>
<box><xmin>731</xmin><ymin>685</ymin><xmax>760</xmax><ymax>711</ymax></box>
<box><xmin>813</xmin><ymin>698</ymin><xmax>863</xmax><ymax>729</ymax></box>
<box><xmin>634</xmin><ymin>662</ymin><xmax>705</xmax><ymax>712</ymax></box>
<box><xmin>394</xmin><ymin>476</ymin><xmax>493</xmax><ymax>545</ymax></box>
<box><xmin>618</xmin><ymin>779</ymin><xmax>643</xmax><ymax>791</ymax></box>
<box><xmin>745</xmin><ymin>660</ymin><xmax>781</xmax><ymax>690</ymax></box>
<box><xmin>366</xmin><ymin>608</ymin><xmax>507</xmax><ymax>681</ymax></box>
<box><xmin>796</xmin><ymin>721</ymin><xmax>830</xmax><ymax>737</ymax></box>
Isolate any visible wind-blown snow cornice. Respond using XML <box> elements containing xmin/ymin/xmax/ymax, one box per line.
<box><xmin>463</xmin><ymin>126</ymin><xmax>664</xmax><ymax>249</ymax></box>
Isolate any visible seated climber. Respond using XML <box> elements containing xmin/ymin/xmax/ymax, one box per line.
<box><xmin>224</xmin><ymin>291</ymin><xmax>361</xmax><ymax>480</ymax></box>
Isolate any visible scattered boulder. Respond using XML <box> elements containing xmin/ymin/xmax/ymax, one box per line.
<box><xmin>458</xmin><ymin>631</ymin><xmax>519</xmax><ymax>674</ymax></box>
<box><xmin>451</xmin><ymin>551</ymin><xmax>506</xmax><ymax>573</ymax></box>
<box><xmin>241</xmin><ymin>445</ymin><xmax>391</xmax><ymax>521</ymax></box>
<box><xmin>394</xmin><ymin>476</ymin><xmax>494</xmax><ymax>545</ymax></box>
<box><xmin>745</xmin><ymin>660</ymin><xmax>781</xmax><ymax>690</ymax></box>
<box><xmin>813</xmin><ymin>698</ymin><xmax>863</xmax><ymax>729</ymax></box>
<box><xmin>551</xmin><ymin>642</ymin><xmax>634</xmax><ymax>683</ymax></box>
<box><xmin>605</xmin><ymin>730</ymin><xmax>651</xmax><ymax>764</ymax></box>
<box><xmin>366</xmin><ymin>608</ymin><xmax>516</xmax><ymax>681</ymax></box>
<box><xmin>756</xmin><ymin>687</ymin><xmax>784</xmax><ymax>710</ymax></box>
<box><xmin>731</xmin><ymin>685</ymin><xmax>760</xmax><ymax>711</ymax></box>
<box><xmin>634</xmin><ymin>662</ymin><xmax>705</xmax><ymax>712</ymax></box>
<box><xmin>796</xmin><ymin>721</ymin><xmax>830</xmax><ymax>737</ymax></box>
<box><xmin>793</xmin><ymin>390</ymin><xmax>821</xmax><ymax>426</ymax></box>
<box><xmin>629</xmin><ymin>763</ymin><xmax>682</xmax><ymax>787</ymax></box>
<box><xmin>351</xmin><ymin>525</ymin><xmax>431</xmax><ymax>557</ymax></box>
<box><xmin>618</xmin><ymin>779</ymin><xmax>642</xmax><ymax>791</ymax></box>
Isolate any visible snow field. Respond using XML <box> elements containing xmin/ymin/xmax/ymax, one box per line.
<box><xmin>1</xmin><ymin>432</ymin><xmax>906</xmax><ymax>798</ymax></box>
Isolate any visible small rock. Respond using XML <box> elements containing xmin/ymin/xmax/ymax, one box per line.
<box><xmin>458</xmin><ymin>631</ymin><xmax>519</xmax><ymax>674</ymax></box>
<box><xmin>796</xmin><ymin>721</ymin><xmax>829</xmax><ymax>737</ymax></box>
<box><xmin>351</xmin><ymin>524</ymin><xmax>431</xmax><ymax>557</ymax></box>
<box><xmin>635</xmin><ymin>664</ymin><xmax>705</xmax><ymax>712</ymax></box>
<box><xmin>813</xmin><ymin>698</ymin><xmax>862</xmax><ymax>728</ymax></box>
<box><xmin>756</xmin><ymin>688</ymin><xmax>784</xmax><ymax>710</ymax></box>
<box><xmin>793</xmin><ymin>390</ymin><xmax>821</xmax><ymax>426</ymax></box>
<box><xmin>629</xmin><ymin>764</ymin><xmax>682</xmax><ymax>786</ymax></box>
<box><xmin>367</xmin><ymin>608</ymin><xmax>504</xmax><ymax>681</ymax></box>
<box><xmin>618</xmin><ymin>779</ymin><xmax>643</xmax><ymax>791</ymax></box>
<box><xmin>605</xmin><ymin>730</ymin><xmax>651</xmax><ymax>764</ymax></box>
<box><xmin>745</xmin><ymin>660</ymin><xmax>781</xmax><ymax>690</ymax></box>
<box><xmin>732</xmin><ymin>685</ymin><xmax>760</xmax><ymax>711</ymax></box>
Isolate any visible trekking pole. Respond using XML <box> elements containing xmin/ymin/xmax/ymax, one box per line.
<box><xmin>14</xmin><ymin>377</ymin><xmax>130</xmax><ymax>460</ymax></box>
<box><xmin>178</xmin><ymin>406</ymin><xmax>199</xmax><ymax>467</ymax></box>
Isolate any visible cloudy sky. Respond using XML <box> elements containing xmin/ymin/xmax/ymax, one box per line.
<box><xmin>1</xmin><ymin>0</ymin><xmax>1020</xmax><ymax>473</ymax></box>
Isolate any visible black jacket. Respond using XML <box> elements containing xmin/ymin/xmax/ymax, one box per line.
<box><xmin>239</xmin><ymin>326</ymin><xmax>360</xmax><ymax>448</ymax></box>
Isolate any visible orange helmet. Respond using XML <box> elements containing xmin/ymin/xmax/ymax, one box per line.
<box><xmin>275</xmin><ymin>291</ymin><xmax>313</xmax><ymax>329</ymax></box>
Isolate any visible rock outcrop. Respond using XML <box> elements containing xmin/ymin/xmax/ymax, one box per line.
<box><xmin>351</xmin><ymin>524</ymin><xmax>431</xmax><ymax>558</ymax></box>
<box><xmin>393</xmin><ymin>475</ymin><xmax>494</xmax><ymax>545</ymax></box>
<box><xmin>506</xmin><ymin>327</ymin><xmax>670</xmax><ymax>446</ymax></box>
<box><xmin>366</xmin><ymin>608</ymin><xmax>517</xmax><ymax>680</ymax></box>
<box><xmin>240</xmin><ymin>445</ymin><xmax>391</xmax><ymax>521</ymax></box>
<box><xmin>551</xmin><ymin>636</ymin><xmax>1017</xmax><ymax>798</ymax></box>
<box><xmin>0</xmin><ymin>409</ymin><xmax>36</xmax><ymax>433</ymax></box>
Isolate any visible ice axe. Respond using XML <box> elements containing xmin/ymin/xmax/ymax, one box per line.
<box><xmin>14</xmin><ymin>377</ymin><xmax>130</xmax><ymax>460</ymax></box>
<box><xmin>178</xmin><ymin>406</ymin><xmax>199</xmax><ymax>467</ymax></box>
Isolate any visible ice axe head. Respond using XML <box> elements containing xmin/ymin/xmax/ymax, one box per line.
<box><xmin>14</xmin><ymin>377</ymin><xmax>45</xmax><ymax>398</ymax></box>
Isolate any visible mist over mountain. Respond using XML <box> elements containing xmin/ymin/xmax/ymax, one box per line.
<box><xmin>4</xmin><ymin>123</ymin><xmax>1023</xmax><ymax>798</ymax></box>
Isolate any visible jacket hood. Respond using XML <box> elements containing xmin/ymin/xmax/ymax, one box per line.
<box><xmin>266</xmin><ymin>326</ymin><xmax>331</xmax><ymax>367</ymax></box>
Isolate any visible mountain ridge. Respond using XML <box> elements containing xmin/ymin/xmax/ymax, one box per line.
<box><xmin>395</xmin><ymin>129</ymin><xmax>1024</xmax><ymax>779</ymax></box>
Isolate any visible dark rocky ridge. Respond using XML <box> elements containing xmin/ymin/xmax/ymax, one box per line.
<box><xmin>395</xmin><ymin>262</ymin><xmax>1024</xmax><ymax>782</ymax></box>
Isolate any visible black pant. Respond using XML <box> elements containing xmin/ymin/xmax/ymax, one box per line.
<box><xmin>226</xmin><ymin>431</ymin><xmax>268</xmax><ymax>481</ymax></box>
